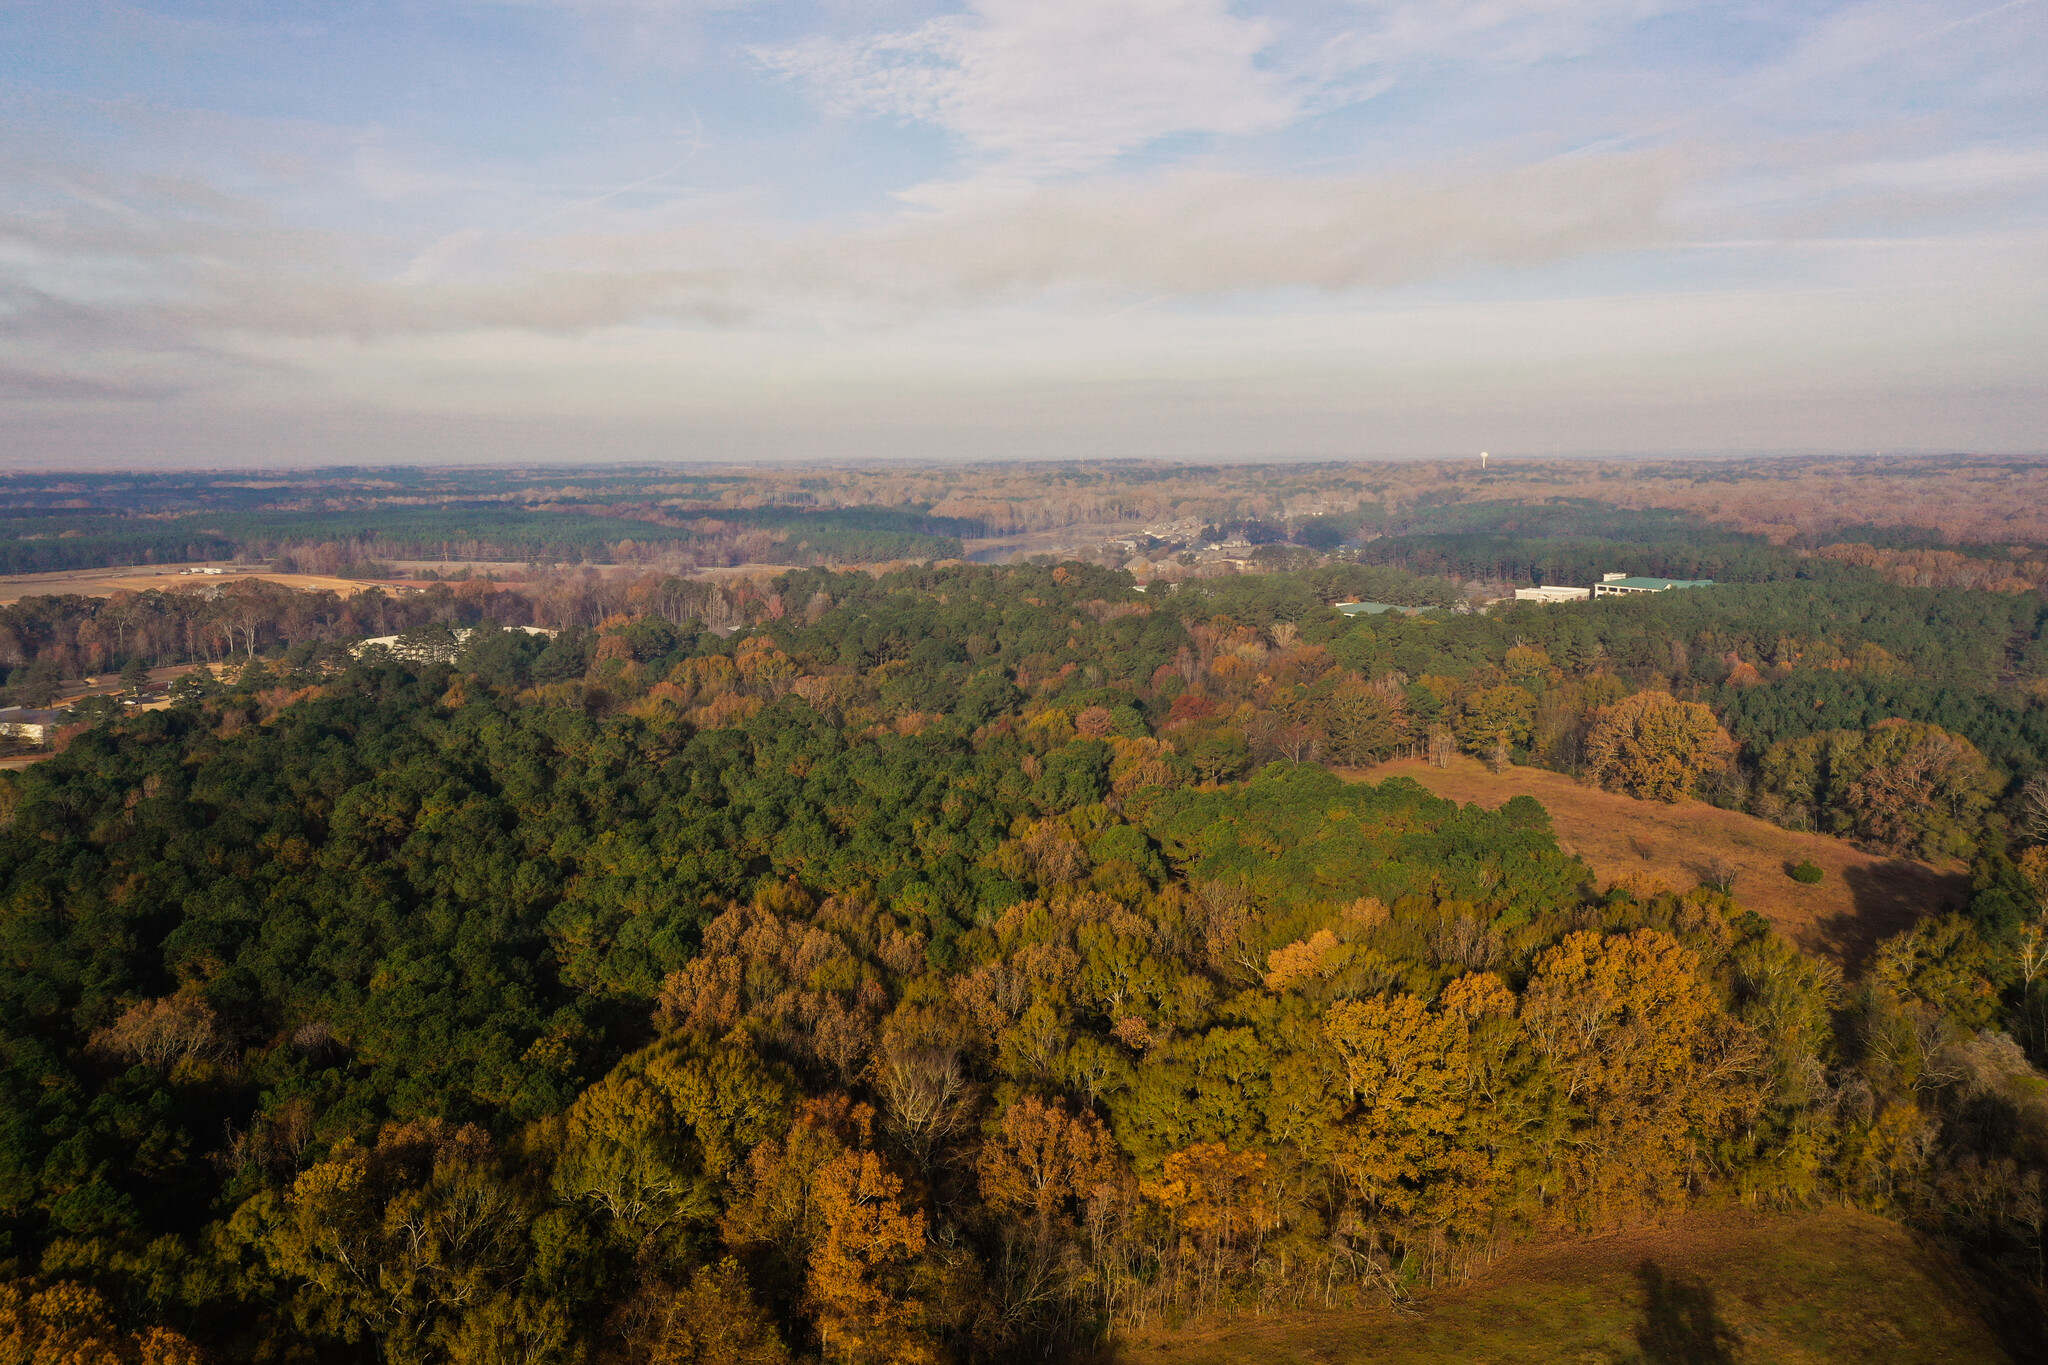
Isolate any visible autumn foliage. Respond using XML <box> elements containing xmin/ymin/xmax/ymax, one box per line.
<box><xmin>1585</xmin><ymin>691</ymin><xmax>1736</xmax><ymax>801</ymax></box>
<box><xmin>0</xmin><ymin>550</ymin><xmax>2043</xmax><ymax>1362</ymax></box>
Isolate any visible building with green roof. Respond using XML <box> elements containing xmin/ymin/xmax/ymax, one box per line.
<box><xmin>1591</xmin><ymin>573</ymin><xmax>1715</xmax><ymax>597</ymax></box>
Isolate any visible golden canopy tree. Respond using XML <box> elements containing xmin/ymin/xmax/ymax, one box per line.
<box><xmin>1520</xmin><ymin>929</ymin><xmax>1762</xmax><ymax>1222</ymax></box>
<box><xmin>808</xmin><ymin>1144</ymin><xmax>936</xmax><ymax>1365</ymax></box>
<box><xmin>1139</xmin><ymin>1144</ymin><xmax>1280</xmax><ymax>1307</ymax></box>
<box><xmin>1455</xmin><ymin>685</ymin><xmax>1536</xmax><ymax>757</ymax></box>
<box><xmin>1321</xmin><ymin>992</ymin><xmax>1498</xmax><ymax>1235</ymax></box>
<box><xmin>1584</xmin><ymin>691</ymin><xmax>1735</xmax><ymax>801</ymax></box>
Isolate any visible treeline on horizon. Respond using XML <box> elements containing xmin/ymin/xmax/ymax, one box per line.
<box><xmin>0</xmin><ymin>505</ymin><xmax>974</xmax><ymax>577</ymax></box>
<box><xmin>0</xmin><ymin>558</ymin><xmax>2045</xmax><ymax>1363</ymax></box>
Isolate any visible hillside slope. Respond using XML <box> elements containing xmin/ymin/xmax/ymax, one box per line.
<box><xmin>1364</xmin><ymin>756</ymin><xmax>1967</xmax><ymax>973</ymax></box>
<box><xmin>1112</xmin><ymin>1208</ymin><xmax>2017</xmax><ymax>1365</ymax></box>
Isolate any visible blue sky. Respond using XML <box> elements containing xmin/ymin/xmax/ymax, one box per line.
<box><xmin>2</xmin><ymin>0</ymin><xmax>2044</xmax><ymax>465</ymax></box>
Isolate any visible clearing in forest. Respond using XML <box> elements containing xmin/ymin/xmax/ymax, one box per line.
<box><xmin>1363</xmin><ymin>756</ymin><xmax>1967</xmax><ymax>974</ymax></box>
<box><xmin>0</xmin><ymin>563</ymin><xmax>384</xmax><ymax>604</ymax></box>
<box><xmin>1111</xmin><ymin>1207</ymin><xmax>2017</xmax><ymax>1365</ymax></box>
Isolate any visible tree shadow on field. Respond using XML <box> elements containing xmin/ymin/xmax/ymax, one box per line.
<box><xmin>1631</xmin><ymin>1261</ymin><xmax>1740</xmax><ymax>1365</ymax></box>
<box><xmin>1818</xmin><ymin>860</ymin><xmax>1969</xmax><ymax>975</ymax></box>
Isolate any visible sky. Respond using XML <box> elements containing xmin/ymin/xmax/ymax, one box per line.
<box><xmin>1</xmin><ymin>0</ymin><xmax>2045</xmax><ymax>467</ymax></box>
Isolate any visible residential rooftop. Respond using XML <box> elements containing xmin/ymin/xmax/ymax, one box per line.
<box><xmin>1333</xmin><ymin>601</ymin><xmax>1436</xmax><ymax>616</ymax></box>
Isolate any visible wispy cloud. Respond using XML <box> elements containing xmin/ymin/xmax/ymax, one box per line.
<box><xmin>811</xmin><ymin>151</ymin><xmax>1695</xmax><ymax>302</ymax></box>
<box><xmin>0</xmin><ymin>140</ymin><xmax>1699</xmax><ymax>359</ymax></box>
<box><xmin>0</xmin><ymin>364</ymin><xmax>183</xmax><ymax>402</ymax></box>
<box><xmin>1313</xmin><ymin>0</ymin><xmax>1681</xmax><ymax>78</ymax></box>
<box><xmin>758</xmin><ymin>0</ymin><xmax>1302</xmax><ymax>188</ymax></box>
<box><xmin>758</xmin><ymin>0</ymin><xmax>1693</xmax><ymax>197</ymax></box>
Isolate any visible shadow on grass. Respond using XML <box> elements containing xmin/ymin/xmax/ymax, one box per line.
<box><xmin>1821</xmin><ymin>859</ymin><xmax>1969</xmax><ymax>975</ymax></box>
<box><xmin>1632</xmin><ymin>1261</ymin><xmax>1739</xmax><ymax>1365</ymax></box>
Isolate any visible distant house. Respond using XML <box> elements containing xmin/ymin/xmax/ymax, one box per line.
<box><xmin>1592</xmin><ymin>573</ymin><xmax>1715</xmax><ymax>597</ymax></box>
<box><xmin>351</xmin><ymin>624</ymin><xmax>556</xmax><ymax>661</ymax></box>
<box><xmin>0</xmin><ymin>707</ymin><xmax>67</xmax><ymax>743</ymax></box>
<box><xmin>1514</xmin><ymin>585</ymin><xmax>1592</xmax><ymax>603</ymax></box>
<box><xmin>1333</xmin><ymin>601</ymin><xmax>1434</xmax><ymax>617</ymax></box>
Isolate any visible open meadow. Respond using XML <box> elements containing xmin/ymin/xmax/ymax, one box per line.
<box><xmin>1364</xmin><ymin>756</ymin><xmax>1970</xmax><ymax>974</ymax></box>
<box><xmin>0</xmin><ymin>562</ymin><xmax>386</xmax><ymax>605</ymax></box>
<box><xmin>1112</xmin><ymin>1208</ymin><xmax>2021</xmax><ymax>1365</ymax></box>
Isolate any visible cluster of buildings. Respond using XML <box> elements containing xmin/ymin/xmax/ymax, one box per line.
<box><xmin>1514</xmin><ymin>572</ymin><xmax>1714</xmax><ymax>604</ymax></box>
<box><xmin>1326</xmin><ymin>572</ymin><xmax>1713</xmax><ymax>621</ymax></box>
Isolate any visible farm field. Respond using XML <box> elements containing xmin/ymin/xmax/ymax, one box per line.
<box><xmin>1365</xmin><ymin>756</ymin><xmax>1968</xmax><ymax>973</ymax></box>
<box><xmin>1111</xmin><ymin>1207</ymin><xmax>2018</xmax><ymax>1365</ymax></box>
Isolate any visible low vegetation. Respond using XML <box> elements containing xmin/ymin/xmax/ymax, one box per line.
<box><xmin>1371</xmin><ymin>756</ymin><xmax>1968</xmax><ymax>973</ymax></box>
<box><xmin>1115</xmin><ymin>1208</ymin><xmax>2018</xmax><ymax>1365</ymax></box>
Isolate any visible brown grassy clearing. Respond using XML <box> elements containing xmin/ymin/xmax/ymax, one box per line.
<box><xmin>1359</xmin><ymin>756</ymin><xmax>1967</xmax><ymax>974</ymax></box>
<box><xmin>1110</xmin><ymin>1207</ymin><xmax>2019</xmax><ymax>1365</ymax></box>
<box><xmin>0</xmin><ymin>564</ymin><xmax>389</xmax><ymax>605</ymax></box>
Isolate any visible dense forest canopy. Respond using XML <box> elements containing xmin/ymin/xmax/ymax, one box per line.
<box><xmin>1</xmin><ymin>554</ymin><xmax>2045</xmax><ymax>1363</ymax></box>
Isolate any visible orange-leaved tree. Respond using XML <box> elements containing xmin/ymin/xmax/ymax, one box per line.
<box><xmin>0</xmin><ymin>1279</ymin><xmax>205</xmax><ymax>1365</ymax></box>
<box><xmin>978</xmin><ymin>1097</ymin><xmax>1119</xmax><ymax>1239</ymax></box>
<box><xmin>1139</xmin><ymin>1144</ymin><xmax>1279</xmax><ymax>1309</ymax></box>
<box><xmin>808</xmin><ymin>1142</ymin><xmax>936</xmax><ymax>1365</ymax></box>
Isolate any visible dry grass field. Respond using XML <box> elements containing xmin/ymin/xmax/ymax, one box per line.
<box><xmin>1111</xmin><ymin>1207</ymin><xmax>2019</xmax><ymax>1365</ymax></box>
<box><xmin>1360</xmin><ymin>756</ymin><xmax>1967</xmax><ymax>974</ymax></box>
<box><xmin>0</xmin><ymin>563</ymin><xmax>387</xmax><ymax>605</ymax></box>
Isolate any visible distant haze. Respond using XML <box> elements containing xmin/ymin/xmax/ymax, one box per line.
<box><xmin>3</xmin><ymin>1</ymin><xmax>2045</xmax><ymax>464</ymax></box>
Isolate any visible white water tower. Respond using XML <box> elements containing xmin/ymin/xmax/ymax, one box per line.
<box><xmin>1480</xmin><ymin>451</ymin><xmax>1489</xmax><ymax>470</ymax></box>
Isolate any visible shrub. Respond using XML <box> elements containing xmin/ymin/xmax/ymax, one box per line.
<box><xmin>1790</xmin><ymin>861</ymin><xmax>1824</xmax><ymax>884</ymax></box>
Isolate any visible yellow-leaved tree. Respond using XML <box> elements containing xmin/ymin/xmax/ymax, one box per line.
<box><xmin>1520</xmin><ymin>929</ymin><xmax>1762</xmax><ymax>1223</ymax></box>
<box><xmin>1584</xmin><ymin>691</ymin><xmax>1735</xmax><ymax>801</ymax></box>
<box><xmin>1321</xmin><ymin>988</ymin><xmax>1504</xmax><ymax>1242</ymax></box>
<box><xmin>1139</xmin><ymin>1144</ymin><xmax>1279</xmax><ymax>1309</ymax></box>
<box><xmin>229</xmin><ymin>1122</ymin><xmax>544</xmax><ymax>1365</ymax></box>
